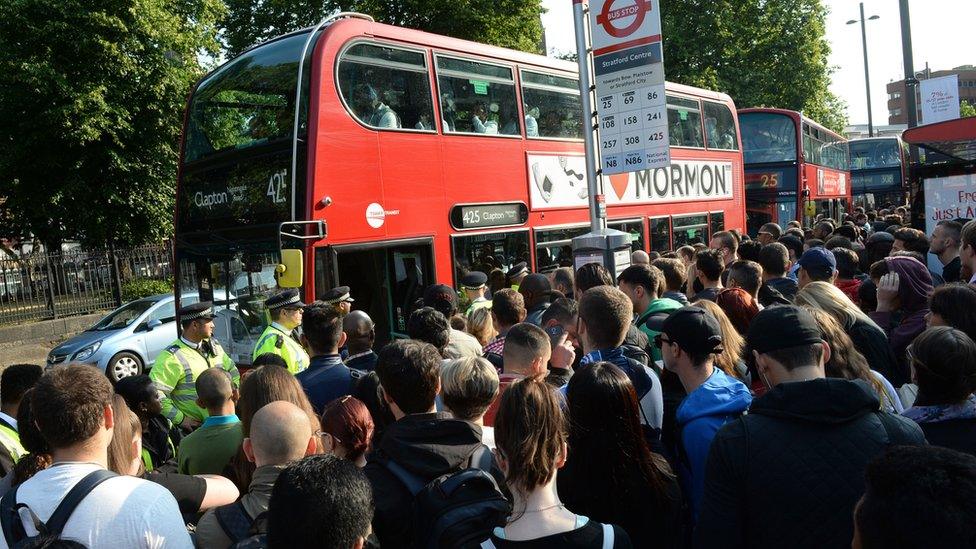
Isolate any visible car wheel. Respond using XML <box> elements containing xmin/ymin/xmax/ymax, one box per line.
<box><xmin>107</xmin><ymin>352</ymin><xmax>143</xmax><ymax>382</ymax></box>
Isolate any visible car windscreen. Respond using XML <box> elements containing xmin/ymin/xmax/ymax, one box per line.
<box><xmin>90</xmin><ymin>299</ymin><xmax>158</xmax><ymax>331</ymax></box>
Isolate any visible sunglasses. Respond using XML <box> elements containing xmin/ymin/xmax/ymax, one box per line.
<box><xmin>654</xmin><ymin>334</ymin><xmax>673</xmax><ymax>349</ymax></box>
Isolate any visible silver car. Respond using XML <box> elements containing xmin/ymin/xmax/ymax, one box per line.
<box><xmin>46</xmin><ymin>291</ymin><xmax>252</xmax><ymax>382</ymax></box>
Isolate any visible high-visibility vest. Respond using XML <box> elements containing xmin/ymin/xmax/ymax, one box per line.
<box><xmin>0</xmin><ymin>419</ymin><xmax>25</xmax><ymax>465</ymax></box>
<box><xmin>149</xmin><ymin>339</ymin><xmax>239</xmax><ymax>424</ymax></box>
<box><xmin>252</xmin><ymin>324</ymin><xmax>309</xmax><ymax>374</ymax></box>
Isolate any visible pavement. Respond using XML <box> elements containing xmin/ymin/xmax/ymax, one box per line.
<box><xmin>0</xmin><ymin>337</ymin><xmax>63</xmax><ymax>366</ymax></box>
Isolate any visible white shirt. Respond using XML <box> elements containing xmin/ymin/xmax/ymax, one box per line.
<box><xmin>179</xmin><ymin>336</ymin><xmax>200</xmax><ymax>350</ymax></box>
<box><xmin>2</xmin><ymin>462</ymin><xmax>192</xmax><ymax>548</ymax></box>
<box><xmin>0</xmin><ymin>412</ymin><xmax>17</xmax><ymax>430</ymax></box>
<box><xmin>270</xmin><ymin>321</ymin><xmax>292</xmax><ymax>336</ymax></box>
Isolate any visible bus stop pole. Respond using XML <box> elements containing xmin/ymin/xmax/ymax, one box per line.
<box><xmin>572</xmin><ymin>0</ymin><xmax>607</xmax><ymax>233</ymax></box>
<box><xmin>898</xmin><ymin>0</ymin><xmax>920</xmax><ymax>170</ymax></box>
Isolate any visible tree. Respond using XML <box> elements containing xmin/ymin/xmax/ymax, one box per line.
<box><xmin>660</xmin><ymin>0</ymin><xmax>847</xmax><ymax>133</ymax></box>
<box><xmin>0</xmin><ymin>0</ymin><xmax>224</xmax><ymax>248</ymax></box>
<box><xmin>962</xmin><ymin>101</ymin><xmax>976</xmax><ymax>118</ymax></box>
<box><xmin>222</xmin><ymin>0</ymin><xmax>545</xmax><ymax>57</ymax></box>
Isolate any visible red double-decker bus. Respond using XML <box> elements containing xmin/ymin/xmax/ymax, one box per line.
<box><xmin>174</xmin><ymin>14</ymin><xmax>746</xmax><ymax>350</ymax></box>
<box><xmin>739</xmin><ymin>108</ymin><xmax>851</xmax><ymax>235</ymax></box>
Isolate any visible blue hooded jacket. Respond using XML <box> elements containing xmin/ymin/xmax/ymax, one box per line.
<box><xmin>675</xmin><ymin>368</ymin><xmax>752</xmax><ymax>519</ymax></box>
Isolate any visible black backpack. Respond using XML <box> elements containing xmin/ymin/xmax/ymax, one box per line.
<box><xmin>0</xmin><ymin>469</ymin><xmax>118</xmax><ymax>548</ymax></box>
<box><xmin>384</xmin><ymin>446</ymin><xmax>510</xmax><ymax>549</ymax></box>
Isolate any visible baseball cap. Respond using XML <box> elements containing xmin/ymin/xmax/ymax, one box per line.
<box><xmin>746</xmin><ymin>305</ymin><xmax>823</xmax><ymax>354</ymax></box>
<box><xmin>423</xmin><ymin>284</ymin><xmax>459</xmax><ymax>317</ymax></box>
<box><xmin>797</xmin><ymin>248</ymin><xmax>836</xmax><ymax>279</ymax></box>
<box><xmin>659</xmin><ymin>306</ymin><xmax>724</xmax><ymax>354</ymax></box>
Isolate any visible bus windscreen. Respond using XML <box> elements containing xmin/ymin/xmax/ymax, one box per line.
<box><xmin>740</xmin><ymin>112</ymin><xmax>797</xmax><ymax>165</ymax></box>
<box><xmin>850</xmin><ymin>139</ymin><xmax>902</xmax><ymax>170</ymax></box>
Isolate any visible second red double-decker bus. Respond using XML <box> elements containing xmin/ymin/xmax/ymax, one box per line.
<box><xmin>739</xmin><ymin>108</ymin><xmax>851</xmax><ymax>235</ymax></box>
<box><xmin>173</xmin><ymin>14</ymin><xmax>747</xmax><ymax>350</ymax></box>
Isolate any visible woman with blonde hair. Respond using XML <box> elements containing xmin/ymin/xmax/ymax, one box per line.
<box><xmin>467</xmin><ymin>306</ymin><xmax>498</xmax><ymax>348</ymax></box>
<box><xmin>803</xmin><ymin>308</ymin><xmax>903</xmax><ymax>413</ymax></box>
<box><xmin>693</xmin><ymin>300</ymin><xmax>747</xmax><ymax>381</ymax></box>
<box><xmin>795</xmin><ymin>282</ymin><xmax>899</xmax><ymax>384</ymax></box>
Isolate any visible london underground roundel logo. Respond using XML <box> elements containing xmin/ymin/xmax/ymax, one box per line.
<box><xmin>596</xmin><ymin>0</ymin><xmax>652</xmax><ymax>38</ymax></box>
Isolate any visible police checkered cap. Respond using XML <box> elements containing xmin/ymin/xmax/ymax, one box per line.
<box><xmin>179</xmin><ymin>301</ymin><xmax>214</xmax><ymax>321</ymax></box>
<box><xmin>266</xmin><ymin>289</ymin><xmax>305</xmax><ymax>310</ymax></box>
<box><xmin>321</xmin><ymin>286</ymin><xmax>354</xmax><ymax>305</ymax></box>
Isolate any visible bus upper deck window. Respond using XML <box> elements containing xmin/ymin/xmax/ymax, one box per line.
<box><xmin>666</xmin><ymin>95</ymin><xmax>704</xmax><ymax>148</ymax></box>
<box><xmin>337</xmin><ymin>42</ymin><xmax>435</xmax><ymax>131</ymax></box>
<box><xmin>521</xmin><ymin>70</ymin><xmax>583</xmax><ymax>140</ymax></box>
<box><xmin>703</xmin><ymin>101</ymin><xmax>738</xmax><ymax>150</ymax></box>
<box><xmin>436</xmin><ymin>56</ymin><xmax>519</xmax><ymax>136</ymax></box>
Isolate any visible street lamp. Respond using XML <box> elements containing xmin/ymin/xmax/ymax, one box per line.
<box><xmin>847</xmin><ymin>4</ymin><xmax>880</xmax><ymax>137</ymax></box>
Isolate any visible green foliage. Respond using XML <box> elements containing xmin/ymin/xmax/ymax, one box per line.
<box><xmin>222</xmin><ymin>0</ymin><xmax>545</xmax><ymax>57</ymax></box>
<box><xmin>962</xmin><ymin>101</ymin><xmax>976</xmax><ymax>118</ymax></box>
<box><xmin>0</xmin><ymin>0</ymin><xmax>225</xmax><ymax>248</ymax></box>
<box><xmin>661</xmin><ymin>0</ymin><xmax>847</xmax><ymax>133</ymax></box>
<box><xmin>122</xmin><ymin>277</ymin><xmax>174</xmax><ymax>302</ymax></box>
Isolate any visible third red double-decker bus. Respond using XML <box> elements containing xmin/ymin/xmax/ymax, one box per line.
<box><xmin>172</xmin><ymin>14</ymin><xmax>747</xmax><ymax>351</ymax></box>
<box><xmin>739</xmin><ymin>108</ymin><xmax>851</xmax><ymax>234</ymax></box>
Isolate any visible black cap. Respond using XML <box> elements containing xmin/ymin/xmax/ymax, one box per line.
<box><xmin>508</xmin><ymin>261</ymin><xmax>529</xmax><ymax>279</ymax></box>
<box><xmin>747</xmin><ymin>305</ymin><xmax>823</xmax><ymax>354</ymax></box>
<box><xmin>460</xmin><ymin>271</ymin><xmax>488</xmax><ymax>289</ymax></box>
<box><xmin>265</xmin><ymin>289</ymin><xmax>306</xmax><ymax>310</ymax></box>
<box><xmin>178</xmin><ymin>301</ymin><xmax>214</xmax><ymax>321</ymax></box>
<box><xmin>660</xmin><ymin>306</ymin><xmax>723</xmax><ymax>354</ymax></box>
<box><xmin>423</xmin><ymin>284</ymin><xmax>459</xmax><ymax>317</ymax></box>
<box><xmin>320</xmin><ymin>286</ymin><xmax>354</xmax><ymax>305</ymax></box>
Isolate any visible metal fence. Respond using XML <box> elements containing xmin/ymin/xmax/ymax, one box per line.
<box><xmin>0</xmin><ymin>244</ymin><xmax>172</xmax><ymax>325</ymax></box>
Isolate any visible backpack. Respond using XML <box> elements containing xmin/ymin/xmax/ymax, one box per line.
<box><xmin>0</xmin><ymin>469</ymin><xmax>118</xmax><ymax>548</ymax></box>
<box><xmin>215</xmin><ymin>501</ymin><xmax>269</xmax><ymax>548</ymax></box>
<box><xmin>384</xmin><ymin>445</ymin><xmax>511</xmax><ymax>549</ymax></box>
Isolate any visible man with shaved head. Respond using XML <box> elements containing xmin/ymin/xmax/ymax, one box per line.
<box><xmin>344</xmin><ymin>310</ymin><xmax>378</xmax><ymax>372</ymax></box>
<box><xmin>177</xmin><ymin>368</ymin><xmax>242</xmax><ymax>475</ymax></box>
<box><xmin>196</xmin><ymin>401</ymin><xmax>316</xmax><ymax>547</ymax></box>
<box><xmin>519</xmin><ymin>273</ymin><xmax>555</xmax><ymax>326</ymax></box>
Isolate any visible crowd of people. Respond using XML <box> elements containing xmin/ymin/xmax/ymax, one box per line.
<box><xmin>2</xmin><ymin>206</ymin><xmax>976</xmax><ymax>548</ymax></box>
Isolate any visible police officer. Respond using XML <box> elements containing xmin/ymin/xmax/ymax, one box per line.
<box><xmin>252</xmin><ymin>289</ymin><xmax>310</xmax><ymax>374</ymax></box>
<box><xmin>461</xmin><ymin>272</ymin><xmax>491</xmax><ymax>316</ymax></box>
<box><xmin>149</xmin><ymin>302</ymin><xmax>240</xmax><ymax>431</ymax></box>
<box><xmin>508</xmin><ymin>261</ymin><xmax>529</xmax><ymax>290</ymax></box>
<box><xmin>320</xmin><ymin>286</ymin><xmax>355</xmax><ymax>315</ymax></box>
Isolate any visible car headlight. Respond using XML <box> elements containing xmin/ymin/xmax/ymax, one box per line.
<box><xmin>73</xmin><ymin>341</ymin><xmax>102</xmax><ymax>362</ymax></box>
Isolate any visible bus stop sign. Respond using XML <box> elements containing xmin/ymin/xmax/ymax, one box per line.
<box><xmin>595</xmin><ymin>0</ymin><xmax>652</xmax><ymax>38</ymax></box>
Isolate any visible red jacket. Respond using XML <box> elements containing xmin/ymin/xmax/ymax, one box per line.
<box><xmin>834</xmin><ymin>278</ymin><xmax>862</xmax><ymax>306</ymax></box>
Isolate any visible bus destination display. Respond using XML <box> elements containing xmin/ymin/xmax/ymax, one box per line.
<box><xmin>450</xmin><ymin>203</ymin><xmax>528</xmax><ymax>230</ymax></box>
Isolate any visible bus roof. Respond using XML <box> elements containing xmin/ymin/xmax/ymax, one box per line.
<box><xmin>738</xmin><ymin>107</ymin><xmax>844</xmax><ymax>141</ymax></box>
<box><xmin>207</xmin><ymin>14</ymin><xmax>736</xmax><ymax>105</ymax></box>
<box><xmin>903</xmin><ymin>117</ymin><xmax>976</xmax><ymax>162</ymax></box>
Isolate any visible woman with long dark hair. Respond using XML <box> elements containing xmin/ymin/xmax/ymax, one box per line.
<box><xmin>558</xmin><ymin>362</ymin><xmax>682</xmax><ymax>548</ymax></box>
<box><xmin>484</xmin><ymin>376</ymin><xmax>632</xmax><ymax>548</ymax></box>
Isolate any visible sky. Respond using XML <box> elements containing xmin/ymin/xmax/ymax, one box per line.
<box><xmin>541</xmin><ymin>0</ymin><xmax>974</xmax><ymax>127</ymax></box>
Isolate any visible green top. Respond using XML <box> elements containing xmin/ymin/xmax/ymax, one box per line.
<box><xmin>636</xmin><ymin>297</ymin><xmax>684</xmax><ymax>363</ymax></box>
<box><xmin>177</xmin><ymin>416</ymin><xmax>243</xmax><ymax>476</ymax></box>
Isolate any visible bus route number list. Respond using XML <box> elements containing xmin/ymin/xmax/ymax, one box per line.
<box><xmin>597</xmin><ymin>86</ymin><xmax>669</xmax><ymax>174</ymax></box>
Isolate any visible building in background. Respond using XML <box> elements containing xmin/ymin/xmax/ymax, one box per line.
<box><xmin>887</xmin><ymin>65</ymin><xmax>976</xmax><ymax>125</ymax></box>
